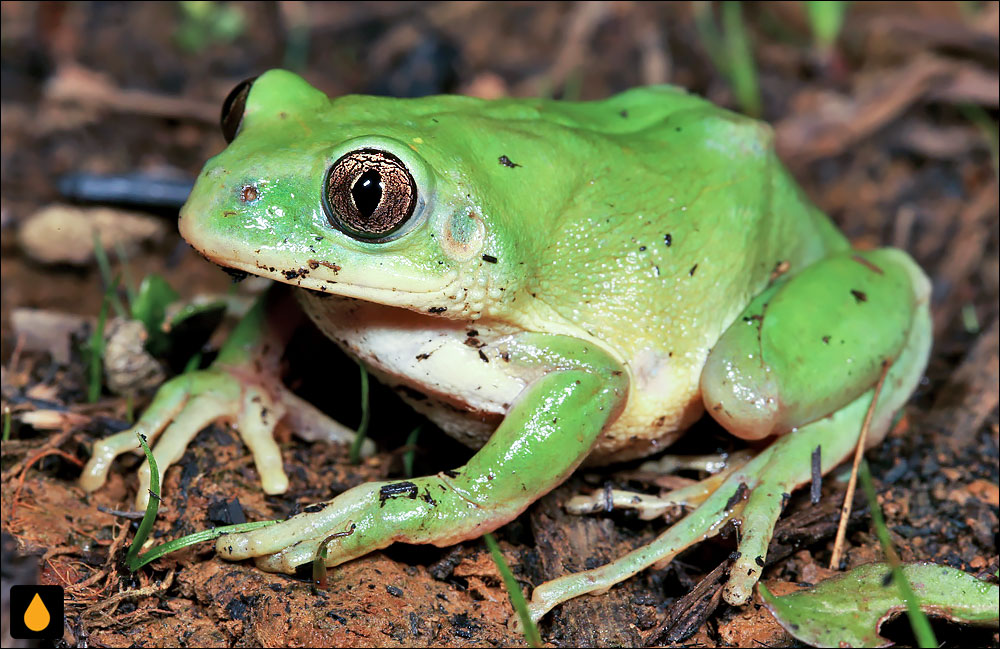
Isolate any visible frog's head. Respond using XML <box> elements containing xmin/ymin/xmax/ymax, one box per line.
<box><xmin>181</xmin><ymin>69</ymin><xmax>533</xmax><ymax>319</ymax></box>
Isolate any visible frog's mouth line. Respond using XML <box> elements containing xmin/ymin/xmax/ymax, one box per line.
<box><xmin>193</xmin><ymin>247</ymin><xmax>460</xmax><ymax>310</ymax></box>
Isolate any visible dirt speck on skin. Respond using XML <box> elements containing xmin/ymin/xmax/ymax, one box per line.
<box><xmin>1</xmin><ymin>2</ymin><xmax>997</xmax><ymax>647</ymax></box>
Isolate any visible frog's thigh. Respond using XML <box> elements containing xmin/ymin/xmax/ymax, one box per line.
<box><xmin>701</xmin><ymin>248</ymin><xmax>931</xmax><ymax>441</ymax></box>
<box><xmin>215</xmin><ymin>333</ymin><xmax>629</xmax><ymax>572</ymax></box>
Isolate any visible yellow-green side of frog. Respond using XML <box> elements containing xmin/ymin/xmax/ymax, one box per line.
<box><xmin>81</xmin><ymin>70</ymin><xmax>931</xmax><ymax>623</ymax></box>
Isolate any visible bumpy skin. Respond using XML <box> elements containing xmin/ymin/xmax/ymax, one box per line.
<box><xmin>80</xmin><ymin>70</ymin><xmax>931</xmax><ymax>623</ymax></box>
<box><xmin>180</xmin><ymin>70</ymin><xmax>849</xmax><ymax>460</ymax></box>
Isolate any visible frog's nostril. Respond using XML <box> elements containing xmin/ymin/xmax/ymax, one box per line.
<box><xmin>240</xmin><ymin>185</ymin><xmax>259</xmax><ymax>202</ymax></box>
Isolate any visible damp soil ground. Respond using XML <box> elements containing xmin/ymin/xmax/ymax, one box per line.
<box><xmin>1</xmin><ymin>3</ymin><xmax>998</xmax><ymax>647</ymax></box>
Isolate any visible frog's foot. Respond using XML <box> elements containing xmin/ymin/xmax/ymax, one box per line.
<box><xmin>565</xmin><ymin>450</ymin><xmax>753</xmax><ymax>520</ymax></box>
<box><xmin>80</xmin><ymin>365</ymin><xmax>372</xmax><ymax>510</ymax></box>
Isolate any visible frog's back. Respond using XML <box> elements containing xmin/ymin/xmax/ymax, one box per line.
<box><xmin>477</xmin><ymin>88</ymin><xmax>850</xmax><ymax>461</ymax></box>
<box><xmin>309</xmin><ymin>85</ymin><xmax>849</xmax><ymax>462</ymax></box>
<box><xmin>481</xmin><ymin>86</ymin><xmax>717</xmax><ymax>134</ymax></box>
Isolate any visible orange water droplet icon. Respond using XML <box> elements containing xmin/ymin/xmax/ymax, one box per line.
<box><xmin>24</xmin><ymin>592</ymin><xmax>51</xmax><ymax>632</ymax></box>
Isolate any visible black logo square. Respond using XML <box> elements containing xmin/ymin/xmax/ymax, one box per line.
<box><xmin>9</xmin><ymin>585</ymin><xmax>64</xmax><ymax>639</ymax></box>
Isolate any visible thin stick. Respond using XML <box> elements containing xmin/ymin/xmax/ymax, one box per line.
<box><xmin>829</xmin><ymin>359</ymin><xmax>892</xmax><ymax>569</ymax></box>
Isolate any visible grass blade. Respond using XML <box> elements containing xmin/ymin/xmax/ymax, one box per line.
<box><xmin>126</xmin><ymin>431</ymin><xmax>277</xmax><ymax>570</ymax></box>
<box><xmin>858</xmin><ymin>459</ymin><xmax>938</xmax><ymax>648</ymax></box>
<box><xmin>125</xmin><ymin>433</ymin><xmax>162</xmax><ymax>570</ymax></box>
<box><xmin>485</xmin><ymin>532</ymin><xmax>541</xmax><ymax>648</ymax></box>
<box><xmin>348</xmin><ymin>363</ymin><xmax>371</xmax><ymax>465</ymax></box>
<box><xmin>403</xmin><ymin>426</ymin><xmax>422</xmax><ymax>478</ymax></box>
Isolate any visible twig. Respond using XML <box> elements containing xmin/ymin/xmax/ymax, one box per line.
<box><xmin>8</xmin><ymin>331</ymin><xmax>27</xmax><ymax>375</ymax></box>
<box><xmin>829</xmin><ymin>359</ymin><xmax>892</xmax><ymax>569</ymax></box>
<box><xmin>9</xmin><ymin>429</ymin><xmax>82</xmax><ymax>521</ymax></box>
<box><xmin>80</xmin><ymin>569</ymin><xmax>176</xmax><ymax>616</ymax></box>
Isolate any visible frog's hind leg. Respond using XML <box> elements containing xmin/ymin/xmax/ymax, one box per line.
<box><xmin>525</xmin><ymin>320</ymin><xmax>928</xmax><ymax>623</ymax></box>
<box><xmin>524</xmin><ymin>248</ymin><xmax>932</xmax><ymax>624</ymax></box>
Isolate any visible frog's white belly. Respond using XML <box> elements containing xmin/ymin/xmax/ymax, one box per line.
<box><xmin>297</xmin><ymin>292</ymin><xmax>526</xmax><ymax>447</ymax></box>
<box><xmin>297</xmin><ymin>291</ymin><xmax>706</xmax><ymax>463</ymax></box>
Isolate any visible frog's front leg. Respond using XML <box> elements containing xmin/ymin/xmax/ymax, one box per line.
<box><xmin>215</xmin><ymin>333</ymin><xmax>628</xmax><ymax>572</ymax></box>
<box><xmin>525</xmin><ymin>249</ymin><xmax>931</xmax><ymax>623</ymax></box>
<box><xmin>80</xmin><ymin>289</ymin><xmax>370</xmax><ymax>509</ymax></box>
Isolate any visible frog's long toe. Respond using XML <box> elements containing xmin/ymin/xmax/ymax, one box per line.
<box><xmin>233</xmin><ymin>385</ymin><xmax>290</xmax><ymax>495</ymax></box>
<box><xmin>527</xmin><ymin>442</ymin><xmax>777</xmax><ymax>623</ymax></box>
<box><xmin>565</xmin><ymin>450</ymin><xmax>753</xmax><ymax>519</ymax></box>
<box><xmin>79</xmin><ymin>370</ymin><xmax>239</xmax><ymax>510</ymax></box>
<box><xmin>79</xmin><ymin>374</ymin><xmax>189</xmax><ymax>494</ymax></box>
<box><xmin>134</xmin><ymin>392</ymin><xmax>235</xmax><ymax>508</ymax></box>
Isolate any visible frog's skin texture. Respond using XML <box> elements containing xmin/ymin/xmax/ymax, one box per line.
<box><xmin>80</xmin><ymin>70</ymin><xmax>931</xmax><ymax>623</ymax></box>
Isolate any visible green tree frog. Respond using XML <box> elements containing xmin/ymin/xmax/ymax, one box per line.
<box><xmin>80</xmin><ymin>70</ymin><xmax>931</xmax><ymax>623</ymax></box>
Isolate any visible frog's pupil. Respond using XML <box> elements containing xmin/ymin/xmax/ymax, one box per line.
<box><xmin>352</xmin><ymin>170</ymin><xmax>383</xmax><ymax>218</ymax></box>
<box><xmin>325</xmin><ymin>149</ymin><xmax>416</xmax><ymax>240</ymax></box>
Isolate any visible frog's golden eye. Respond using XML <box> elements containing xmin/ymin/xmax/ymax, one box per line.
<box><xmin>220</xmin><ymin>77</ymin><xmax>257</xmax><ymax>144</ymax></box>
<box><xmin>324</xmin><ymin>149</ymin><xmax>417</xmax><ymax>240</ymax></box>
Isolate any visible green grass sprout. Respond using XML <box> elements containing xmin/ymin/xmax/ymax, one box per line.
<box><xmin>174</xmin><ymin>1</ymin><xmax>247</xmax><ymax>53</ymax></box>
<box><xmin>91</xmin><ymin>231</ymin><xmax>127</xmax><ymax>318</ymax></box>
<box><xmin>125</xmin><ymin>432</ymin><xmax>163</xmax><ymax>570</ymax></box>
<box><xmin>311</xmin><ymin>523</ymin><xmax>357</xmax><ymax>590</ymax></box>
<box><xmin>402</xmin><ymin>426</ymin><xmax>422</xmax><ymax>478</ymax></box>
<box><xmin>859</xmin><ymin>459</ymin><xmax>938</xmax><ymax>648</ymax></box>
<box><xmin>113</xmin><ymin>239</ymin><xmax>137</xmax><ymax>307</ymax></box>
<box><xmin>484</xmin><ymin>532</ymin><xmax>541</xmax><ymax>648</ymax></box>
<box><xmin>86</xmin><ymin>275</ymin><xmax>121</xmax><ymax>403</ymax></box>
<box><xmin>183</xmin><ymin>352</ymin><xmax>203</xmax><ymax>374</ymax></box>
<box><xmin>131</xmin><ymin>273</ymin><xmax>181</xmax><ymax>356</ymax></box>
<box><xmin>349</xmin><ymin>364</ymin><xmax>371</xmax><ymax>464</ymax></box>
<box><xmin>721</xmin><ymin>1</ymin><xmax>762</xmax><ymax>118</ymax></box>
<box><xmin>280</xmin><ymin>1</ymin><xmax>311</xmax><ymax>71</ymax></box>
<box><xmin>805</xmin><ymin>1</ymin><xmax>848</xmax><ymax>52</ymax></box>
<box><xmin>313</xmin><ymin>538</ymin><xmax>331</xmax><ymax>590</ymax></box>
<box><xmin>961</xmin><ymin>302</ymin><xmax>981</xmax><ymax>335</ymax></box>
<box><xmin>960</xmin><ymin>103</ymin><xmax>1000</xmax><ymax>183</ymax></box>
<box><xmin>694</xmin><ymin>1</ymin><xmax>762</xmax><ymax>118</ymax></box>
<box><xmin>129</xmin><ymin>520</ymin><xmax>277</xmax><ymax>569</ymax></box>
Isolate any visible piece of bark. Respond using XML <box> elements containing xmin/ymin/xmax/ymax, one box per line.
<box><xmin>928</xmin><ymin>318</ymin><xmax>999</xmax><ymax>450</ymax></box>
<box><xmin>643</xmin><ymin>558</ymin><xmax>730</xmax><ymax>646</ymax></box>
<box><xmin>530</xmin><ymin>483</ymin><xmax>656</xmax><ymax>647</ymax></box>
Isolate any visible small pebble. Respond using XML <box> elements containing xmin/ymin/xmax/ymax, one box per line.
<box><xmin>18</xmin><ymin>204</ymin><xmax>167</xmax><ymax>265</ymax></box>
